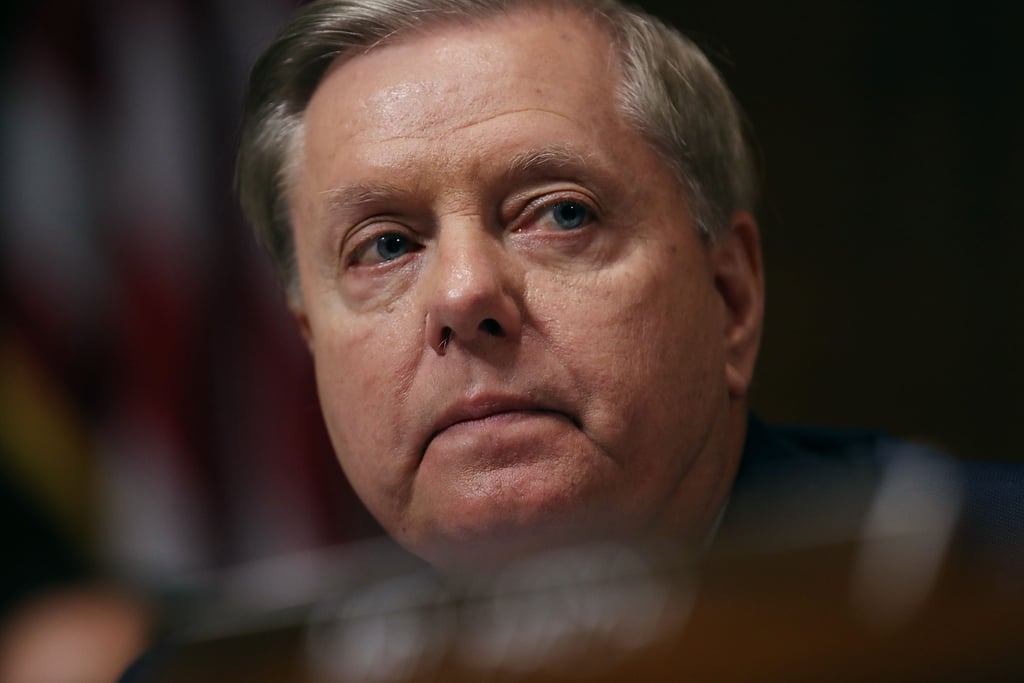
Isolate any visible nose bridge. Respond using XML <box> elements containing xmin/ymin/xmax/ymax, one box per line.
<box><xmin>423</xmin><ymin>216</ymin><xmax>520</xmax><ymax>352</ymax></box>
<box><xmin>438</xmin><ymin>221</ymin><xmax>500</xmax><ymax>300</ymax></box>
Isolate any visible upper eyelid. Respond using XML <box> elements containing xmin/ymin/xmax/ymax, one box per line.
<box><xmin>513</xmin><ymin>190</ymin><xmax>601</xmax><ymax>226</ymax></box>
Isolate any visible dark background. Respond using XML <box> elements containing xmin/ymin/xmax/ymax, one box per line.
<box><xmin>645</xmin><ymin>1</ymin><xmax>1023</xmax><ymax>461</ymax></box>
<box><xmin>1</xmin><ymin>0</ymin><xmax>1021</xmax><ymax>595</ymax></box>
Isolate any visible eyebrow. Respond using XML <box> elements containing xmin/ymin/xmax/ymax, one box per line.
<box><xmin>319</xmin><ymin>144</ymin><xmax>610</xmax><ymax>222</ymax></box>
<box><xmin>502</xmin><ymin>145</ymin><xmax>595</xmax><ymax>181</ymax></box>
<box><xmin>321</xmin><ymin>181</ymin><xmax>412</xmax><ymax>220</ymax></box>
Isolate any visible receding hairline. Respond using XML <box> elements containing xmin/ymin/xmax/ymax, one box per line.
<box><xmin>343</xmin><ymin>0</ymin><xmax>625</xmax><ymax>58</ymax></box>
<box><xmin>281</xmin><ymin>2</ymin><xmax>632</xmax><ymax>205</ymax></box>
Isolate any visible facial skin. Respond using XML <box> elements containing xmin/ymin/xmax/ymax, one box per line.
<box><xmin>290</xmin><ymin>8</ymin><xmax>764</xmax><ymax>569</ymax></box>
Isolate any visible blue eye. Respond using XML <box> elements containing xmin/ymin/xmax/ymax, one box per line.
<box><xmin>549</xmin><ymin>200</ymin><xmax>589</xmax><ymax>230</ymax></box>
<box><xmin>375</xmin><ymin>233</ymin><xmax>411</xmax><ymax>261</ymax></box>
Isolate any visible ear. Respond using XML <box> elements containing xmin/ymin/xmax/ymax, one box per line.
<box><xmin>711</xmin><ymin>211</ymin><xmax>764</xmax><ymax>399</ymax></box>
<box><xmin>291</xmin><ymin>305</ymin><xmax>314</xmax><ymax>351</ymax></box>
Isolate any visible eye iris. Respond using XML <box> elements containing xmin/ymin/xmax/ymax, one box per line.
<box><xmin>552</xmin><ymin>201</ymin><xmax>587</xmax><ymax>230</ymax></box>
<box><xmin>375</xmin><ymin>234</ymin><xmax>408</xmax><ymax>261</ymax></box>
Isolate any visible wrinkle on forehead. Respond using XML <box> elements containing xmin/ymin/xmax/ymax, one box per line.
<box><xmin>372</xmin><ymin>108</ymin><xmax>583</xmax><ymax>146</ymax></box>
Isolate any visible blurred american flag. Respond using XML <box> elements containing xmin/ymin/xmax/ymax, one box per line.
<box><xmin>0</xmin><ymin>0</ymin><xmax>377</xmax><ymax>600</ymax></box>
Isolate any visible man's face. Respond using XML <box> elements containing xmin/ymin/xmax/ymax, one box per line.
<box><xmin>290</xmin><ymin>9</ymin><xmax>761</xmax><ymax>568</ymax></box>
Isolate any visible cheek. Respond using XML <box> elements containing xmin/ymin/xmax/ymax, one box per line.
<box><xmin>536</xmin><ymin>256</ymin><xmax>723</xmax><ymax>445</ymax></box>
<box><xmin>309</xmin><ymin>309</ymin><xmax>422</xmax><ymax>511</ymax></box>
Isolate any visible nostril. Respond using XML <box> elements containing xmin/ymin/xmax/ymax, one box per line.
<box><xmin>439</xmin><ymin>326</ymin><xmax>453</xmax><ymax>350</ymax></box>
<box><xmin>479</xmin><ymin>318</ymin><xmax>503</xmax><ymax>336</ymax></box>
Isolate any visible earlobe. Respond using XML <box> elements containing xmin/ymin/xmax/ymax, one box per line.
<box><xmin>290</xmin><ymin>305</ymin><xmax>314</xmax><ymax>352</ymax></box>
<box><xmin>712</xmin><ymin>211</ymin><xmax>765</xmax><ymax>399</ymax></box>
<box><xmin>286</xmin><ymin>280</ymin><xmax>315</xmax><ymax>352</ymax></box>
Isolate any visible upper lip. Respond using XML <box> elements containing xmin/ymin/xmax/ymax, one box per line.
<box><xmin>423</xmin><ymin>394</ymin><xmax>569</xmax><ymax>454</ymax></box>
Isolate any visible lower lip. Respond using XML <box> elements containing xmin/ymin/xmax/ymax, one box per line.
<box><xmin>425</xmin><ymin>409</ymin><xmax>573</xmax><ymax>457</ymax></box>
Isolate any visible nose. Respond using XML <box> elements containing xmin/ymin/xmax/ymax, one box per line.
<box><xmin>422</xmin><ymin>226</ymin><xmax>522</xmax><ymax>354</ymax></box>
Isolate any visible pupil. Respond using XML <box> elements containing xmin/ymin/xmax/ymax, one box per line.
<box><xmin>377</xmin><ymin>234</ymin><xmax>406</xmax><ymax>260</ymax></box>
<box><xmin>554</xmin><ymin>201</ymin><xmax>585</xmax><ymax>229</ymax></box>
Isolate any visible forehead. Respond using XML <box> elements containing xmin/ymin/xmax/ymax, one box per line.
<box><xmin>300</xmin><ymin>7</ymin><xmax>626</xmax><ymax>168</ymax></box>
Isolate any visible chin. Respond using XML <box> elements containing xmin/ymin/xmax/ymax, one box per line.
<box><xmin>400</xmin><ymin>496</ymin><xmax>645</xmax><ymax>573</ymax></box>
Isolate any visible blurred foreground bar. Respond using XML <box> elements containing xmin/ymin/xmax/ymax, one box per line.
<box><xmin>134</xmin><ymin>532</ymin><xmax>1023</xmax><ymax>683</ymax></box>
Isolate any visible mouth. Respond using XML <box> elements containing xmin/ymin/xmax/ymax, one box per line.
<box><xmin>422</xmin><ymin>395</ymin><xmax>578</xmax><ymax>460</ymax></box>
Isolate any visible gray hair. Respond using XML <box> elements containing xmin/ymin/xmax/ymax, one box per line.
<box><xmin>236</xmin><ymin>0</ymin><xmax>758</xmax><ymax>302</ymax></box>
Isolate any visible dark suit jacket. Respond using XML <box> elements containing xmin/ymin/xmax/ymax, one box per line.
<box><xmin>718</xmin><ymin>416</ymin><xmax>1024</xmax><ymax>566</ymax></box>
